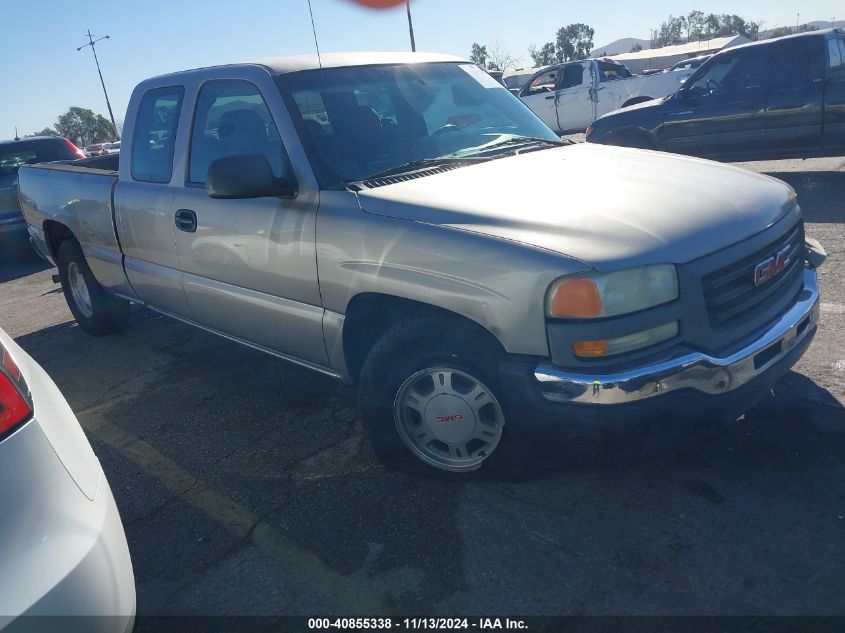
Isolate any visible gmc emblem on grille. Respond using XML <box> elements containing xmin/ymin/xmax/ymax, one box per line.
<box><xmin>754</xmin><ymin>244</ymin><xmax>792</xmax><ymax>286</ymax></box>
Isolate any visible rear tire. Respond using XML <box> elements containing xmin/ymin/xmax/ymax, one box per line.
<box><xmin>57</xmin><ymin>240</ymin><xmax>130</xmax><ymax>336</ymax></box>
<box><xmin>357</xmin><ymin>313</ymin><xmax>515</xmax><ymax>478</ymax></box>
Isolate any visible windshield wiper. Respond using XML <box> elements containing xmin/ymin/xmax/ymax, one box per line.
<box><xmin>346</xmin><ymin>156</ymin><xmax>489</xmax><ymax>190</ymax></box>
<box><xmin>449</xmin><ymin>135</ymin><xmax>571</xmax><ymax>159</ymax></box>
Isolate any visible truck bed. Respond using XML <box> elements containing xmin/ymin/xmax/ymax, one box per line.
<box><xmin>18</xmin><ymin>161</ymin><xmax>129</xmax><ymax>291</ymax></box>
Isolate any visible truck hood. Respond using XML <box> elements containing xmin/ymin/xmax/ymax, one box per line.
<box><xmin>355</xmin><ymin>143</ymin><xmax>796</xmax><ymax>270</ymax></box>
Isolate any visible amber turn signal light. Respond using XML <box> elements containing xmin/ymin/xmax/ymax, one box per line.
<box><xmin>571</xmin><ymin>339</ymin><xmax>609</xmax><ymax>357</ymax></box>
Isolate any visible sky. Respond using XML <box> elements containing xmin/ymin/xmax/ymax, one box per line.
<box><xmin>2</xmin><ymin>0</ymin><xmax>840</xmax><ymax>139</ymax></box>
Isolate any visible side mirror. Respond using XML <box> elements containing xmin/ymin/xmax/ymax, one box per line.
<box><xmin>206</xmin><ymin>154</ymin><xmax>296</xmax><ymax>199</ymax></box>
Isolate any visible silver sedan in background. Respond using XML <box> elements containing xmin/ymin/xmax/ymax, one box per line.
<box><xmin>0</xmin><ymin>328</ymin><xmax>135</xmax><ymax>632</ymax></box>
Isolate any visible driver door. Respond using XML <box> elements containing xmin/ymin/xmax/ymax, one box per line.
<box><xmin>659</xmin><ymin>48</ymin><xmax>769</xmax><ymax>158</ymax></box>
<box><xmin>519</xmin><ymin>67</ymin><xmax>562</xmax><ymax>131</ymax></box>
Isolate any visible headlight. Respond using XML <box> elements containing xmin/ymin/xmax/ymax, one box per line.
<box><xmin>547</xmin><ymin>264</ymin><xmax>678</xmax><ymax>318</ymax></box>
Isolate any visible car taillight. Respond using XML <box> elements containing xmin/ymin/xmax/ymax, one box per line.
<box><xmin>0</xmin><ymin>346</ymin><xmax>32</xmax><ymax>438</ymax></box>
<box><xmin>63</xmin><ymin>138</ymin><xmax>87</xmax><ymax>160</ymax></box>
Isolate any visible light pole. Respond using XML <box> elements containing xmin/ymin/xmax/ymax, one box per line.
<box><xmin>77</xmin><ymin>29</ymin><xmax>119</xmax><ymax>139</ymax></box>
<box><xmin>406</xmin><ymin>0</ymin><xmax>416</xmax><ymax>52</ymax></box>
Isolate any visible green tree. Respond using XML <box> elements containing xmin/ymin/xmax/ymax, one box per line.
<box><xmin>650</xmin><ymin>10</ymin><xmax>762</xmax><ymax>46</ymax></box>
<box><xmin>470</xmin><ymin>43</ymin><xmax>488</xmax><ymax>68</ymax></box>
<box><xmin>52</xmin><ymin>107</ymin><xmax>116</xmax><ymax>146</ymax></box>
<box><xmin>528</xmin><ymin>42</ymin><xmax>556</xmax><ymax>66</ymax></box>
<box><xmin>629</xmin><ymin>43</ymin><xmax>643</xmax><ymax>53</ymax></box>
<box><xmin>30</xmin><ymin>128</ymin><xmax>58</xmax><ymax>137</ymax></box>
<box><xmin>685</xmin><ymin>10</ymin><xmax>706</xmax><ymax>40</ymax></box>
<box><xmin>650</xmin><ymin>14</ymin><xmax>686</xmax><ymax>47</ymax></box>
<box><xmin>555</xmin><ymin>23</ymin><xmax>595</xmax><ymax>62</ymax></box>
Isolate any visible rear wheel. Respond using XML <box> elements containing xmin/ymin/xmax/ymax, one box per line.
<box><xmin>57</xmin><ymin>240</ymin><xmax>130</xmax><ymax>336</ymax></box>
<box><xmin>358</xmin><ymin>314</ymin><xmax>512</xmax><ymax>477</ymax></box>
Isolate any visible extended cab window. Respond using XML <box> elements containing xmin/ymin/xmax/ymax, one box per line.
<box><xmin>596</xmin><ymin>61</ymin><xmax>631</xmax><ymax>81</ymax></box>
<box><xmin>131</xmin><ymin>86</ymin><xmax>183</xmax><ymax>183</ymax></box>
<box><xmin>829</xmin><ymin>38</ymin><xmax>845</xmax><ymax>71</ymax></box>
<box><xmin>560</xmin><ymin>64</ymin><xmax>584</xmax><ymax>89</ymax></box>
<box><xmin>771</xmin><ymin>38</ymin><xmax>825</xmax><ymax>89</ymax></box>
<box><xmin>189</xmin><ymin>80</ymin><xmax>287</xmax><ymax>184</ymax></box>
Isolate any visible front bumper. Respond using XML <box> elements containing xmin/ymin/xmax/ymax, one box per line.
<box><xmin>534</xmin><ymin>268</ymin><xmax>819</xmax><ymax>405</ymax></box>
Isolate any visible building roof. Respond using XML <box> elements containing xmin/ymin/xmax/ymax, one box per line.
<box><xmin>608</xmin><ymin>35</ymin><xmax>749</xmax><ymax>61</ymax></box>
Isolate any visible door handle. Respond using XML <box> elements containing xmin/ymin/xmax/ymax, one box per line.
<box><xmin>545</xmin><ymin>94</ymin><xmax>556</xmax><ymax>100</ymax></box>
<box><xmin>175</xmin><ymin>209</ymin><xmax>197</xmax><ymax>233</ymax></box>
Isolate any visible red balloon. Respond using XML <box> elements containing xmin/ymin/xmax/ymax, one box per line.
<box><xmin>346</xmin><ymin>0</ymin><xmax>408</xmax><ymax>8</ymax></box>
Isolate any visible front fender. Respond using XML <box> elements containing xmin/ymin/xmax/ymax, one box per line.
<box><xmin>316</xmin><ymin>191</ymin><xmax>589</xmax><ymax>358</ymax></box>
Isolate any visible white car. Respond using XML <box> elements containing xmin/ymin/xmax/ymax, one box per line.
<box><xmin>0</xmin><ymin>328</ymin><xmax>135</xmax><ymax>631</ymax></box>
<box><xmin>103</xmin><ymin>141</ymin><xmax>121</xmax><ymax>154</ymax></box>
<box><xmin>519</xmin><ymin>58</ymin><xmax>686</xmax><ymax>132</ymax></box>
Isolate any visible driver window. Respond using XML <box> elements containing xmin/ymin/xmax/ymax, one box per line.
<box><xmin>686</xmin><ymin>50</ymin><xmax>765</xmax><ymax>100</ymax></box>
<box><xmin>188</xmin><ymin>80</ymin><xmax>286</xmax><ymax>185</ymax></box>
<box><xmin>524</xmin><ymin>69</ymin><xmax>559</xmax><ymax>95</ymax></box>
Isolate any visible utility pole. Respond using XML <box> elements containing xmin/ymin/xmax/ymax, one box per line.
<box><xmin>77</xmin><ymin>30</ymin><xmax>119</xmax><ymax>139</ymax></box>
<box><xmin>405</xmin><ymin>0</ymin><xmax>416</xmax><ymax>52</ymax></box>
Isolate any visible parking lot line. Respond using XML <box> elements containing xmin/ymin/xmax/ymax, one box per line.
<box><xmin>80</xmin><ymin>397</ymin><xmax>386</xmax><ymax>612</ymax></box>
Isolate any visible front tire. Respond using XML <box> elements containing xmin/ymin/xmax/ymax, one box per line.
<box><xmin>358</xmin><ymin>314</ymin><xmax>510</xmax><ymax>477</ymax></box>
<box><xmin>57</xmin><ymin>240</ymin><xmax>130</xmax><ymax>336</ymax></box>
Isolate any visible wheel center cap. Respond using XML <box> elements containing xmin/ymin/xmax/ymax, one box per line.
<box><xmin>425</xmin><ymin>394</ymin><xmax>476</xmax><ymax>442</ymax></box>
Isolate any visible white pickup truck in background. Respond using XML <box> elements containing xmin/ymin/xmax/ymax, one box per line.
<box><xmin>519</xmin><ymin>58</ymin><xmax>686</xmax><ymax>133</ymax></box>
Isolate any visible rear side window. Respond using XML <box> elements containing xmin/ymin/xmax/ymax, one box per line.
<box><xmin>131</xmin><ymin>86</ymin><xmax>184</xmax><ymax>183</ymax></box>
<box><xmin>829</xmin><ymin>38</ymin><xmax>845</xmax><ymax>71</ymax></box>
<box><xmin>771</xmin><ymin>38</ymin><xmax>825</xmax><ymax>89</ymax></box>
<box><xmin>560</xmin><ymin>64</ymin><xmax>584</xmax><ymax>89</ymax></box>
<box><xmin>596</xmin><ymin>61</ymin><xmax>631</xmax><ymax>81</ymax></box>
<box><xmin>188</xmin><ymin>80</ymin><xmax>286</xmax><ymax>185</ymax></box>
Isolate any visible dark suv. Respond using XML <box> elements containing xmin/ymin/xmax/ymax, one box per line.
<box><xmin>0</xmin><ymin>136</ymin><xmax>85</xmax><ymax>258</ymax></box>
<box><xmin>586</xmin><ymin>29</ymin><xmax>845</xmax><ymax>161</ymax></box>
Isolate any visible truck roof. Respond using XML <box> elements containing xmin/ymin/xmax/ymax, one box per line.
<box><xmin>720</xmin><ymin>27</ymin><xmax>842</xmax><ymax>54</ymax></box>
<box><xmin>148</xmin><ymin>51</ymin><xmax>466</xmax><ymax>82</ymax></box>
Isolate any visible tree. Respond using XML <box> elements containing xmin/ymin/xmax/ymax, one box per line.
<box><xmin>650</xmin><ymin>14</ymin><xmax>686</xmax><ymax>48</ymax></box>
<box><xmin>30</xmin><ymin>128</ymin><xmax>58</xmax><ymax>137</ymax></box>
<box><xmin>650</xmin><ymin>10</ymin><xmax>762</xmax><ymax>46</ymax></box>
<box><xmin>685</xmin><ymin>10</ymin><xmax>706</xmax><ymax>41</ymax></box>
<box><xmin>51</xmin><ymin>107</ymin><xmax>116</xmax><ymax>147</ymax></box>
<box><xmin>629</xmin><ymin>43</ymin><xmax>643</xmax><ymax>53</ymax></box>
<box><xmin>470</xmin><ymin>43</ymin><xmax>488</xmax><ymax>68</ymax></box>
<box><xmin>486</xmin><ymin>41</ymin><xmax>518</xmax><ymax>71</ymax></box>
<box><xmin>555</xmin><ymin>23</ymin><xmax>595</xmax><ymax>62</ymax></box>
<box><xmin>528</xmin><ymin>42</ymin><xmax>556</xmax><ymax>66</ymax></box>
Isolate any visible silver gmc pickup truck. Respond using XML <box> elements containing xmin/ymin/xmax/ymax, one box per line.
<box><xmin>17</xmin><ymin>52</ymin><xmax>826</xmax><ymax>476</ymax></box>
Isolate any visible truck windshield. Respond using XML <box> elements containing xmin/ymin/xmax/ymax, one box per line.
<box><xmin>277</xmin><ymin>62</ymin><xmax>560</xmax><ymax>188</ymax></box>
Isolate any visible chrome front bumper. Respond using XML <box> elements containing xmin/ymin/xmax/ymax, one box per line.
<box><xmin>535</xmin><ymin>268</ymin><xmax>820</xmax><ymax>405</ymax></box>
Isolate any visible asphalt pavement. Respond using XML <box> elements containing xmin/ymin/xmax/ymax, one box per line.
<box><xmin>0</xmin><ymin>155</ymin><xmax>843</xmax><ymax>616</ymax></box>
